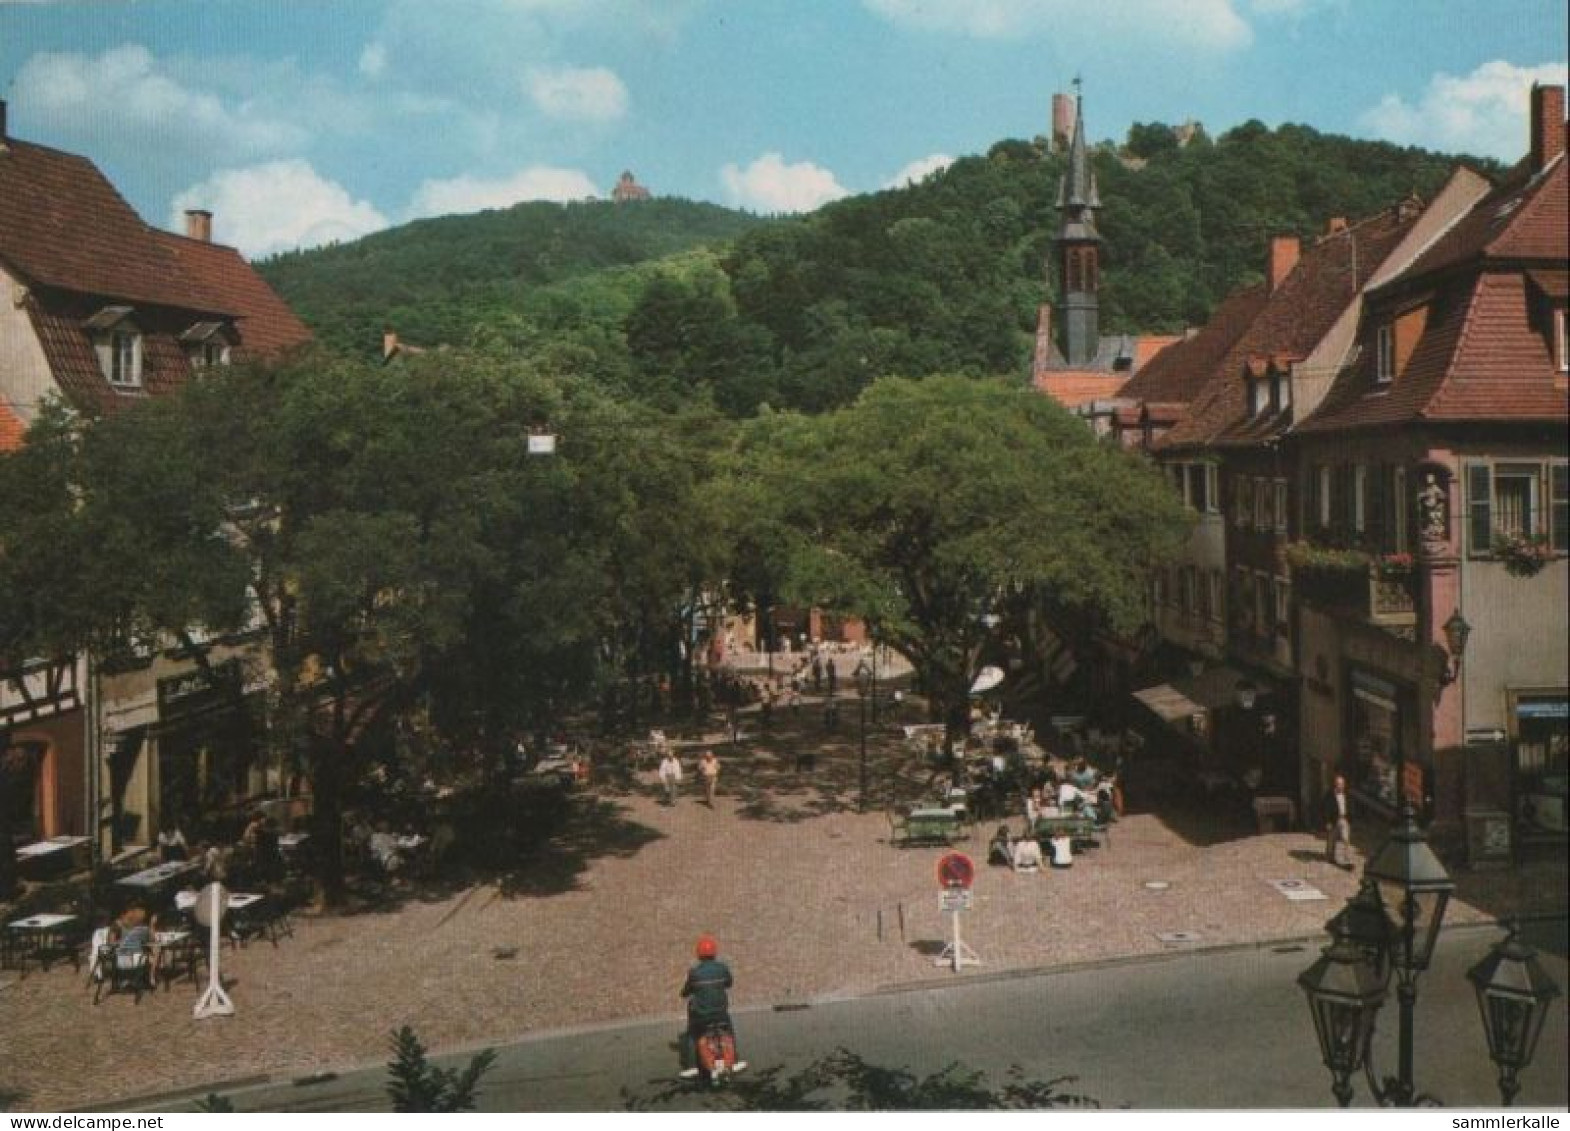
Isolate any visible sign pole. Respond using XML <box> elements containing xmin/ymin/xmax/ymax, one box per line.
<box><xmin>194</xmin><ymin>882</ymin><xmax>234</xmax><ymax>1019</ymax></box>
<box><xmin>931</xmin><ymin>853</ymin><xmax>981</xmax><ymax>971</ymax></box>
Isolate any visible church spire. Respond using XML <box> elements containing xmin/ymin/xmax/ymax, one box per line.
<box><xmin>1053</xmin><ymin>79</ymin><xmax>1103</xmax><ymax>367</ymax></box>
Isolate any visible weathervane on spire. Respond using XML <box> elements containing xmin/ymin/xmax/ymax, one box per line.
<box><xmin>1072</xmin><ymin>73</ymin><xmax>1082</xmax><ymax>96</ymax></box>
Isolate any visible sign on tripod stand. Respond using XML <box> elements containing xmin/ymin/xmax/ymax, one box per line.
<box><xmin>192</xmin><ymin>882</ymin><xmax>234</xmax><ymax>1019</ymax></box>
<box><xmin>933</xmin><ymin>852</ymin><xmax>981</xmax><ymax>972</ymax></box>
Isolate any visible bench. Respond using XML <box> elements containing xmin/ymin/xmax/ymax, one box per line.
<box><xmin>889</xmin><ymin>809</ymin><xmax>963</xmax><ymax>848</ymax></box>
<box><xmin>1252</xmin><ymin>795</ymin><xmax>1297</xmax><ymax>833</ymax></box>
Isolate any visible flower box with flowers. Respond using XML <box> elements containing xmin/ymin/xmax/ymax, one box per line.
<box><xmin>1377</xmin><ymin>552</ymin><xmax>1415</xmax><ymax>577</ymax></box>
<box><xmin>1491</xmin><ymin>531</ymin><xmax>1555</xmax><ymax>578</ymax></box>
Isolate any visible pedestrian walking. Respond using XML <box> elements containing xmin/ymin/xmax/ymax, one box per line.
<box><xmin>698</xmin><ymin>749</ymin><xmax>721</xmax><ymax>806</ymax></box>
<box><xmin>659</xmin><ymin>750</ymin><xmax>683</xmax><ymax>806</ymax></box>
<box><xmin>1321</xmin><ymin>773</ymin><xmax>1353</xmax><ymax>869</ymax></box>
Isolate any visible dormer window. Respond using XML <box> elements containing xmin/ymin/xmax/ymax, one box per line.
<box><xmin>1375</xmin><ymin>324</ymin><xmax>1393</xmax><ymax>384</ymax></box>
<box><xmin>85</xmin><ymin>306</ymin><xmax>143</xmax><ymax>390</ymax></box>
<box><xmin>180</xmin><ymin>321</ymin><xmax>237</xmax><ymax>369</ymax></box>
<box><xmin>1272</xmin><ymin>370</ymin><xmax>1291</xmax><ymax>413</ymax></box>
<box><xmin>1247</xmin><ymin>376</ymin><xmax>1264</xmax><ymax>417</ymax></box>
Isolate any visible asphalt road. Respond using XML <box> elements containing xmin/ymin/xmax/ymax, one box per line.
<box><xmin>148</xmin><ymin>919</ymin><xmax>1568</xmax><ymax>1112</ymax></box>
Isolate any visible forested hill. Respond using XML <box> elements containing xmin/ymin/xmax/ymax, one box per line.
<box><xmin>256</xmin><ymin>197</ymin><xmax>765</xmax><ymax>355</ymax></box>
<box><xmin>261</xmin><ymin>121</ymin><xmax>1491</xmax><ymax>415</ymax></box>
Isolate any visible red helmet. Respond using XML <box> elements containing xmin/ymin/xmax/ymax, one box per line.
<box><xmin>695</xmin><ymin>934</ymin><xmax>719</xmax><ymax>959</ymax></box>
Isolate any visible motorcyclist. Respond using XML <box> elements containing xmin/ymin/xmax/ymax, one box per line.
<box><xmin>679</xmin><ymin>934</ymin><xmax>746</xmax><ymax>1078</ymax></box>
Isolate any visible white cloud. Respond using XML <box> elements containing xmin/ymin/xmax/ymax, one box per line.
<box><xmin>171</xmin><ymin>161</ymin><xmax>388</xmax><ymax>258</ymax></box>
<box><xmin>15</xmin><ymin>44</ymin><xmax>305</xmax><ymax>160</ymax></box>
<box><xmin>358</xmin><ymin>42</ymin><xmax>387</xmax><ymax>78</ymax></box>
<box><xmin>407</xmin><ymin>166</ymin><xmax>600</xmax><ymax>218</ymax></box>
<box><xmin>525</xmin><ymin>65</ymin><xmax>629</xmax><ymax>122</ymax></box>
<box><xmin>884</xmin><ymin>153</ymin><xmax>956</xmax><ymax>188</ymax></box>
<box><xmin>721</xmin><ymin>153</ymin><xmax>850</xmax><ymax>214</ymax></box>
<box><xmin>862</xmin><ymin>0</ymin><xmax>1251</xmax><ymax>50</ymax></box>
<box><xmin>1360</xmin><ymin>60</ymin><xmax>1569</xmax><ymax>162</ymax></box>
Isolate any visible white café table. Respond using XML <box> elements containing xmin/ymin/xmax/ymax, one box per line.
<box><xmin>16</xmin><ymin>835</ymin><xmax>91</xmax><ymax>877</ymax></box>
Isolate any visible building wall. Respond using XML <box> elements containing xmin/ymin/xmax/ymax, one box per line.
<box><xmin>0</xmin><ymin>262</ymin><xmax>57</xmax><ymax>423</ymax></box>
<box><xmin>1153</xmin><ymin>507</ymin><xmax>1228</xmax><ymax>659</ymax></box>
<box><xmin>1460</xmin><ymin>559</ymin><xmax>1570</xmax><ymax>732</ymax></box>
<box><xmin>5</xmin><ymin>708</ymin><xmax>87</xmax><ymax>839</ymax></box>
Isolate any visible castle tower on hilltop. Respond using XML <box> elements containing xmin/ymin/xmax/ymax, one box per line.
<box><xmin>612</xmin><ymin>171</ymin><xmax>651</xmax><ymax>203</ymax></box>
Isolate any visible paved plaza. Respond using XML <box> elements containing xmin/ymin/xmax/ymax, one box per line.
<box><xmin>1</xmin><ymin>704</ymin><xmax>1564</xmax><ymax>1111</ymax></box>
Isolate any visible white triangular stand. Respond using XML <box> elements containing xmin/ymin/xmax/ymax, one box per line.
<box><xmin>934</xmin><ymin>907</ymin><xmax>982</xmax><ymax>972</ymax></box>
<box><xmin>194</xmin><ymin>883</ymin><xmax>234</xmax><ymax>1019</ymax></box>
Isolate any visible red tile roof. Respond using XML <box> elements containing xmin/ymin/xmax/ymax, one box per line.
<box><xmin>1298</xmin><ymin>272</ymin><xmax>1568</xmax><ymax>430</ymax></box>
<box><xmin>0</xmin><ymin>139</ymin><xmax>221</xmax><ymax>313</ymax></box>
<box><xmin>1403</xmin><ymin>154</ymin><xmax>1567</xmax><ymax>279</ymax></box>
<box><xmin>1158</xmin><ymin>205</ymin><xmax>1422</xmax><ymax>450</ymax></box>
<box><xmin>157</xmin><ymin>232</ymin><xmax>311</xmax><ymax>355</ymax></box>
<box><xmin>1033</xmin><ymin>371</ymin><xmax>1128</xmax><ymax>408</ymax></box>
<box><xmin>0</xmin><ymin>398</ymin><xmax>26</xmax><ymax>452</ymax></box>
<box><xmin>1298</xmin><ymin>159</ymin><xmax>1569</xmax><ymax>433</ymax></box>
<box><xmin>1134</xmin><ymin>334</ymin><xmax>1182</xmax><ymax>369</ymax></box>
<box><xmin>26</xmin><ymin>290</ymin><xmax>192</xmax><ymax>416</ymax></box>
<box><xmin>1116</xmin><ymin>283</ymin><xmax>1269</xmax><ymax>407</ymax></box>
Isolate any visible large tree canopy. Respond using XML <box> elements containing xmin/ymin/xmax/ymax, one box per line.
<box><xmin>730</xmin><ymin>375</ymin><xmax>1191</xmax><ymax>738</ymax></box>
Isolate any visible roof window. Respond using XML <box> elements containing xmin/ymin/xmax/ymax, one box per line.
<box><xmin>86</xmin><ymin>306</ymin><xmax>143</xmax><ymax>390</ymax></box>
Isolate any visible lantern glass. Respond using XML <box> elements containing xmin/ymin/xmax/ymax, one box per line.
<box><xmin>1467</xmin><ymin>930</ymin><xmax>1563</xmax><ymax>1073</ymax></box>
<box><xmin>1442</xmin><ymin>610</ymin><xmax>1472</xmax><ymax>659</ymax></box>
<box><xmin>1298</xmin><ymin>939</ymin><xmax>1386</xmax><ymax>1076</ymax></box>
<box><xmin>1367</xmin><ymin>805</ymin><xmax>1454</xmax><ymax>973</ymax></box>
<box><xmin>1327</xmin><ymin>881</ymin><xmax>1395</xmax><ymax>987</ymax></box>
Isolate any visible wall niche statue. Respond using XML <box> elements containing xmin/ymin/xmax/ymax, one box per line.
<box><xmin>1418</xmin><ymin>469</ymin><xmax>1449</xmax><ymax>547</ymax></box>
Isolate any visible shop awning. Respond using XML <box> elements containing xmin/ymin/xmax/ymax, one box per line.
<box><xmin>1133</xmin><ymin>665</ymin><xmax>1254</xmax><ymax>723</ymax></box>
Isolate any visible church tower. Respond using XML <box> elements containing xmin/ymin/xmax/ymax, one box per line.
<box><xmin>1054</xmin><ymin>82</ymin><xmax>1103</xmax><ymax>367</ymax></box>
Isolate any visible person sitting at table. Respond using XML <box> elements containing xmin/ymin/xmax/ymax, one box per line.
<box><xmin>156</xmin><ymin>819</ymin><xmax>189</xmax><ymax>863</ymax></box>
<box><xmin>1011</xmin><ymin>833</ymin><xmax>1044</xmax><ymax>873</ymax></box>
<box><xmin>369</xmin><ymin>823</ymin><xmax>402</xmax><ymax>875</ymax></box>
<box><xmin>1025</xmin><ymin>787</ymin><xmax>1047</xmax><ymax>825</ymax></box>
<box><xmin>987</xmin><ymin>824</ymin><xmax>1015</xmax><ymax>867</ymax></box>
<box><xmin>1057</xmin><ymin>778</ymin><xmax>1088</xmax><ymax>813</ymax></box>
<box><xmin>1069</xmin><ymin>758</ymin><xmax>1099</xmax><ymax>790</ymax></box>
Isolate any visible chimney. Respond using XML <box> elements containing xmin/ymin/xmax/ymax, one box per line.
<box><xmin>184</xmin><ymin>209</ymin><xmax>213</xmax><ymax>243</ymax></box>
<box><xmin>0</xmin><ymin>99</ymin><xmax>8</xmax><ymax>149</ymax></box>
<box><xmin>1325</xmin><ymin>216</ymin><xmax>1347</xmax><ymax>235</ymax></box>
<box><xmin>1268</xmin><ymin>235</ymin><xmax>1300</xmax><ymax>293</ymax></box>
<box><xmin>1530</xmin><ymin>84</ymin><xmax>1566</xmax><ymax>172</ymax></box>
<box><xmin>382</xmin><ymin>328</ymin><xmax>399</xmax><ymax>361</ymax></box>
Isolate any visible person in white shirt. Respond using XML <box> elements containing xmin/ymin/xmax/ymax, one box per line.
<box><xmin>658</xmin><ymin>751</ymin><xmax>683</xmax><ymax>805</ymax></box>
<box><xmin>1322</xmin><ymin>774</ymin><xmax>1353</xmax><ymax>869</ymax></box>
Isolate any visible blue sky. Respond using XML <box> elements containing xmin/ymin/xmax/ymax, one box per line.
<box><xmin>1</xmin><ymin>0</ymin><xmax>1565</xmax><ymax>258</ymax></box>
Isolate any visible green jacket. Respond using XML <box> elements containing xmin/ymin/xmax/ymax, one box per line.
<box><xmin>682</xmin><ymin>958</ymin><xmax>733</xmax><ymax>1020</ymax></box>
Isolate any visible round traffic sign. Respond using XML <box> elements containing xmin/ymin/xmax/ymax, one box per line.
<box><xmin>936</xmin><ymin>852</ymin><xmax>975</xmax><ymax>890</ymax></box>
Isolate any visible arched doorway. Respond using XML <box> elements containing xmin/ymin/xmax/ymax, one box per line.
<box><xmin>2</xmin><ymin>737</ymin><xmax>49</xmax><ymax>843</ymax></box>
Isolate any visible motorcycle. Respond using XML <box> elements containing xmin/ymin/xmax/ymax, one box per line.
<box><xmin>687</xmin><ymin>1018</ymin><xmax>746</xmax><ymax>1085</ymax></box>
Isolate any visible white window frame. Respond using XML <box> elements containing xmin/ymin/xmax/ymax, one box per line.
<box><xmin>1318</xmin><ymin>465</ymin><xmax>1333</xmax><ymax>528</ymax></box>
<box><xmin>104</xmin><ymin>329</ymin><xmax>142</xmax><ymax>389</ymax></box>
<box><xmin>1208</xmin><ymin>570</ymin><xmax>1225</xmax><ymax>624</ymax></box>
<box><xmin>1375</xmin><ymin>324</ymin><xmax>1394</xmax><ymax>384</ymax></box>
<box><xmin>1556</xmin><ymin>307</ymin><xmax>1568</xmax><ymax>372</ymax></box>
<box><xmin>1205</xmin><ymin>465</ymin><xmax>1220</xmax><ymax>515</ymax></box>
<box><xmin>1274</xmin><ymin>577</ymin><xmax>1291</xmax><ymax>638</ymax></box>
<box><xmin>1275</xmin><ymin>371</ymin><xmax>1292</xmax><ymax>413</ymax></box>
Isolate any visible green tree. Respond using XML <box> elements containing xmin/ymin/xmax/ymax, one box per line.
<box><xmin>733</xmin><ymin>376</ymin><xmax>1189</xmax><ymax>745</ymax></box>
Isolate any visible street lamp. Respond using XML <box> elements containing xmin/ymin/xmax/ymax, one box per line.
<box><xmin>1466</xmin><ymin>923</ymin><xmax>1564</xmax><ymax>1106</ymax></box>
<box><xmin>854</xmin><ymin>659</ymin><xmax>871</xmax><ymax>813</ymax></box>
<box><xmin>1297</xmin><ymin>935</ymin><xmax>1388</xmax><ymax>1107</ymax></box>
<box><xmin>1439</xmin><ymin>609</ymin><xmax>1471</xmax><ymax>685</ymax></box>
<box><xmin>1300</xmin><ymin>802</ymin><xmax>1561</xmax><ymax>1107</ymax></box>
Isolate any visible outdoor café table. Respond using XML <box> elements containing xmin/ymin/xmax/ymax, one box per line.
<box><xmin>278</xmin><ymin>831</ymin><xmax>311</xmax><ymax>871</ymax></box>
<box><xmin>151</xmin><ymin>929</ymin><xmax>200</xmax><ymax>988</ymax></box>
<box><xmin>4</xmin><ymin>913</ymin><xmax>81</xmax><ymax>974</ymax></box>
<box><xmin>16</xmin><ymin>835</ymin><xmax>91</xmax><ymax>880</ymax></box>
<box><xmin>905</xmin><ymin>808</ymin><xmax>962</xmax><ymax>845</ymax></box>
<box><xmin>116</xmin><ymin>859</ymin><xmax>200</xmax><ymax>897</ymax></box>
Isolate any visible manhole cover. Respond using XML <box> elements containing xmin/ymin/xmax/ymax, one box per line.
<box><xmin>1155</xmin><ymin>930</ymin><xmax>1203</xmax><ymax>945</ymax></box>
<box><xmin>1143</xmin><ymin>880</ymin><xmax>1171</xmax><ymax>891</ymax></box>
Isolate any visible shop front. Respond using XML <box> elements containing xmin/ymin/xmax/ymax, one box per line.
<box><xmin>1510</xmin><ymin>690</ymin><xmax>1569</xmax><ymax>840</ymax></box>
<box><xmin>1345</xmin><ymin>666</ymin><xmax>1425</xmax><ymax>817</ymax></box>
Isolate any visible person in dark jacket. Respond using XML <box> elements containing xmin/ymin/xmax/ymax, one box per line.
<box><xmin>1321</xmin><ymin>774</ymin><xmax>1353</xmax><ymax>869</ymax></box>
<box><xmin>679</xmin><ymin>934</ymin><xmax>745</xmax><ymax>1076</ymax></box>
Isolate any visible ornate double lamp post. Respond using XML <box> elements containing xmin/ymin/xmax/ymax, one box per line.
<box><xmin>1299</xmin><ymin>803</ymin><xmax>1561</xmax><ymax>1106</ymax></box>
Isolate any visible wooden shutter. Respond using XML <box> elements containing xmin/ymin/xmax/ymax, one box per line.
<box><xmin>1467</xmin><ymin>464</ymin><xmax>1493</xmax><ymax>556</ymax></box>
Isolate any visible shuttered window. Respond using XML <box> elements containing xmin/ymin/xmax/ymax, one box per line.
<box><xmin>1467</xmin><ymin>464</ymin><xmax>1492</xmax><ymax>556</ymax></box>
<box><xmin>1554</xmin><ymin>464</ymin><xmax>1569</xmax><ymax>554</ymax></box>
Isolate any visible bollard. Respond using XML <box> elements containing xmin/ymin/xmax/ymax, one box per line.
<box><xmin>877</xmin><ymin>907</ymin><xmax>884</xmax><ymax>942</ymax></box>
<box><xmin>898</xmin><ymin>901</ymin><xmax>906</xmax><ymax>941</ymax></box>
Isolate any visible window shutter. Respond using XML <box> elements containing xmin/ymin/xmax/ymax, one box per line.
<box><xmin>1467</xmin><ymin>464</ymin><xmax>1493</xmax><ymax>556</ymax></box>
<box><xmin>1367</xmin><ymin>464</ymin><xmax>1387</xmax><ymax>551</ymax></box>
<box><xmin>1552</xmin><ymin>464</ymin><xmax>1568</xmax><ymax>553</ymax></box>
